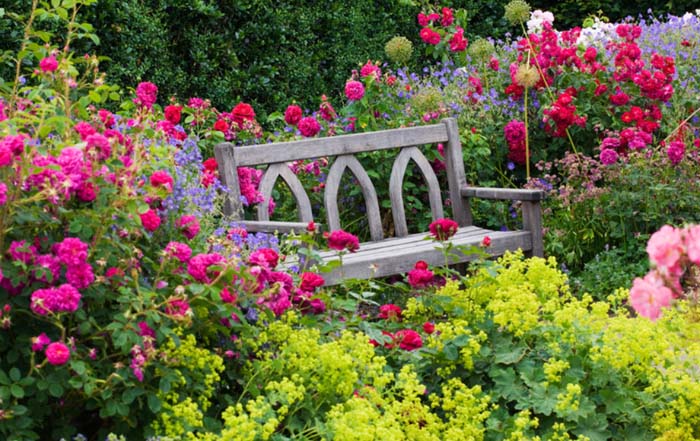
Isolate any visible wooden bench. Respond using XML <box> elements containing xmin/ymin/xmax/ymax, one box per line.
<box><xmin>215</xmin><ymin>118</ymin><xmax>544</xmax><ymax>285</ymax></box>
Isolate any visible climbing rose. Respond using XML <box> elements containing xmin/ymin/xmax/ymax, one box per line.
<box><xmin>0</xmin><ymin>182</ymin><xmax>6</xmax><ymax>205</ymax></box>
<box><xmin>39</xmin><ymin>56</ymin><xmax>58</xmax><ymax>72</ymax></box>
<box><xmin>395</xmin><ymin>329</ymin><xmax>423</xmax><ymax>351</ymax></box>
<box><xmin>55</xmin><ymin>237</ymin><xmax>88</xmax><ymax>267</ymax></box>
<box><xmin>686</xmin><ymin>225</ymin><xmax>700</xmax><ymax>265</ymax></box>
<box><xmin>429</xmin><ymin>218</ymin><xmax>459</xmax><ymax>240</ymax></box>
<box><xmin>140</xmin><ymin>209</ymin><xmax>161</xmax><ymax>232</ymax></box>
<box><xmin>284</xmin><ymin>104</ymin><xmax>303</xmax><ymax>126</ymax></box>
<box><xmin>45</xmin><ymin>342</ymin><xmax>71</xmax><ymax>365</ymax></box>
<box><xmin>325</xmin><ymin>230</ymin><xmax>360</xmax><ymax>252</ymax></box>
<box><xmin>298</xmin><ymin>117</ymin><xmax>321</xmax><ymax>138</ymax></box>
<box><xmin>345</xmin><ymin>80</ymin><xmax>365</xmax><ymax>101</ymax></box>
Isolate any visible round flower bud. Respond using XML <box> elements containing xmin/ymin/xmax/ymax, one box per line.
<box><xmin>468</xmin><ymin>39</ymin><xmax>496</xmax><ymax>62</ymax></box>
<box><xmin>504</xmin><ymin>0</ymin><xmax>532</xmax><ymax>25</ymax></box>
<box><xmin>385</xmin><ymin>36</ymin><xmax>413</xmax><ymax>65</ymax></box>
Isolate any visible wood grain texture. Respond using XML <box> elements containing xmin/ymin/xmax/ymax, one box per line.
<box><xmin>324</xmin><ymin>155</ymin><xmax>384</xmax><ymax>241</ymax></box>
<box><xmin>442</xmin><ymin>118</ymin><xmax>472</xmax><ymax>226</ymax></box>
<box><xmin>232</xmin><ymin>220</ymin><xmax>317</xmax><ymax>234</ymax></box>
<box><xmin>522</xmin><ymin>200</ymin><xmax>544</xmax><ymax>257</ymax></box>
<box><xmin>315</xmin><ymin>228</ymin><xmax>532</xmax><ymax>285</ymax></box>
<box><xmin>214</xmin><ymin>142</ymin><xmax>243</xmax><ymax>217</ymax></box>
<box><xmin>256</xmin><ymin>163</ymin><xmax>314</xmax><ymax>222</ymax></box>
<box><xmin>461</xmin><ymin>186</ymin><xmax>545</xmax><ymax>201</ymax></box>
<box><xmin>232</xmin><ymin>124</ymin><xmax>449</xmax><ymax>166</ymax></box>
<box><xmin>389</xmin><ymin>147</ymin><xmax>444</xmax><ymax>237</ymax></box>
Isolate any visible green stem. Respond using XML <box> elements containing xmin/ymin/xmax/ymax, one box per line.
<box><xmin>524</xmin><ymin>86</ymin><xmax>530</xmax><ymax>180</ymax></box>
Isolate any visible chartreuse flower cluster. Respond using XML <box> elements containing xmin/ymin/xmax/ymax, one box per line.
<box><xmin>151</xmin><ymin>333</ymin><xmax>224</xmax><ymax>438</ymax></box>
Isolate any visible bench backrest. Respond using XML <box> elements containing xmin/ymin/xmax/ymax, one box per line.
<box><xmin>214</xmin><ymin>118</ymin><xmax>473</xmax><ymax>239</ymax></box>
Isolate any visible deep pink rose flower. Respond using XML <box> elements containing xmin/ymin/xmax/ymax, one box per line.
<box><xmin>150</xmin><ymin>170</ymin><xmax>173</xmax><ymax>192</ymax></box>
<box><xmin>429</xmin><ymin>218</ymin><xmax>459</xmax><ymax>241</ymax></box>
<box><xmin>325</xmin><ymin>230</ymin><xmax>360</xmax><ymax>252</ymax></box>
<box><xmin>420</xmin><ymin>27</ymin><xmax>441</xmax><ymax>45</ymax></box>
<box><xmin>423</xmin><ymin>322</ymin><xmax>435</xmax><ymax>334</ymax></box>
<box><xmin>45</xmin><ymin>342</ymin><xmax>71</xmax><ymax>365</ymax></box>
<box><xmin>298</xmin><ymin>117</ymin><xmax>321</xmax><ymax>138</ymax></box>
<box><xmin>140</xmin><ymin>209</ymin><xmax>161</xmax><ymax>232</ymax></box>
<box><xmin>249</xmin><ymin>248</ymin><xmax>279</xmax><ymax>268</ymax></box>
<box><xmin>187</xmin><ymin>253</ymin><xmax>225</xmax><ymax>283</ymax></box>
<box><xmin>378</xmin><ymin>304</ymin><xmax>402</xmax><ymax>321</ymax></box>
<box><xmin>284</xmin><ymin>105</ymin><xmax>303</xmax><ymax>126</ymax></box>
<box><xmin>32</xmin><ymin>333</ymin><xmax>52</xmax><ymax>352</ymax></box>
<box><xmin>395</xmin><ymin>329</ymin><xmax>423</xmax><ymax>351</ymax></box>
<box><xmin>39</xmin><ymin>56</ymin><xmax>59</xmax><ymax>72</ymax></box>
<box><xmin>176</xmin><ymin>215</ymin><xmax>200</xmax><ymax>240</ymax></box>
<box><xmin>232</xmin><ymin>102</ymin><xmax>256</xmax><ymax>125</ymax></box>
<box><xmin>164</xmin><ymin>241</ymin><xmax>192</xmax><ymax>263</ymax></box>
<box><xmin>345</xmin><ymin>80</ymin><xmax>365</xmax><ymax>101</ymax></box>
<box><xmin>299</xmin><ymin>272</ymin><xmax>325</xmax><ymax>292</ymax></box>
<box><xmin>134</xmin><ymin>82</ymin><xmax>158</xmax><ymax>109</ymax></box>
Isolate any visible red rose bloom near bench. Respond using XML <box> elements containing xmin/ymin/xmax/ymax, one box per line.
<box><xmin>215</xmin><ymin>118</ymin><xmax>544</xmax><ymax>285</ymax></box>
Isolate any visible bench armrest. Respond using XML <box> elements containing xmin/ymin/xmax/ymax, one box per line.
<box><xmin>461</xmin><ymin>186</ymin><xmax>545</xmax><ymax>201</ymax></box>
<box><xmin>232</xmin><ymin>220</ymin><xmax>318</xmax><ymax>234</ymax></box>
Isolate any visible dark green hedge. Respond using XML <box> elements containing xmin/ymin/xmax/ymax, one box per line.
<box><xmin>1</xmin><ymin>0</ymin><xmax>696</xmax><ymax>115</ymax></box>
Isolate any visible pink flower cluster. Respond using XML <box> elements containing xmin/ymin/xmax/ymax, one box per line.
<box><xmin>543</xmin><ymin>89</ymin><xmax>587</xmax><ymax>138</ymax></box>
<box><xmin>298</xmin><ymin>116</ymin><xmax>321</xmax><ymax>138</ymax></box>
<box><xmin>407</xmin><ymin>260</ymin><xmax>437</xmax><ymax>289</ymax></box>
<box><xmin>134</xmin><ymin>82</ymin><xmax>158</xmax><ymax>109</ymax></box>
<box><xmin>176</xmin><ymin>215</ymin><xmax>200</xmax><ymax>240</ymax></box>
<box><xmin>30</xmin><ymin>284</ymin><xmax>81</xmax><ymax>315</ymax></box>
<box><xmin>187</xmin><ymin>252</ymin><xmax>226</xmax><ymax>283</ymax></box>
<box><xmin>360</xmin><ymin>60</ymin><xmax>382</xmax><ymax>81</ymax></box>
<box><xmin>237</xmin><ymin>166</ymin><xmax>264</xmax><ymax>206</ymax></box>
<box><xmin>504</xmin><ymin>120</ymin><xmax>527</xmax><ymax>164</ymax></box>
<box><xmin>629</xmin><ymin>224</ymin><xmax>700</xmax><ymax>320</ymax></box>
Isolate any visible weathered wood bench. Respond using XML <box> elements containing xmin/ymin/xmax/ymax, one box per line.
<box><xmin>215</xmin><ymin>118</ymin><xmax>544</xmax><ymax>285</ymax></box>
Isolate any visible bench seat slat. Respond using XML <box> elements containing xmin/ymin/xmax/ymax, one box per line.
<box><xmin>315</xmin><ymin>228</ymin><xmax>532</xmax><ymax>285</ymax></box>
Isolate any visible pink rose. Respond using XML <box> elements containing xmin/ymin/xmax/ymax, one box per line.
<box><xmin>45</xmin><ymin>341</ymin><xmax>71</xmax><ymax>365</ymax></box>
<box><xmin>685</xmin><ymin>225</ymin><xmax>700</xmax><ymax>265</ymax></box>
<box><xmin>140</xmin><ymin>209</ymin><xmax>161</xmax><ymax>232</ymax></box>
<box><xmin>298</xmin><ymin>117</ymin><xmax>321</xmax><ymax>138</ymax></box>
<box><xmin>39</xmin><ymin>56</ymin><xmax>59</xmax><ymax>72</ymax></box>
<box><xmin>345</xmin><ymin>80</ymin><xmax>365</xmax><ymax>101</ymax></box>
<box><xmin>646</xmin><ymin>225</ymin><xmax>683</xmax><ymax>274</ymax></box>
<box><xmin>629</xmin><ymin>271</ymin><xmax>673</xmax><ymax>321</ymax></box>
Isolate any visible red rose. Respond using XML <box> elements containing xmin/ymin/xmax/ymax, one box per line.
<box><xmin>300</xmin><ymin>272</ymin><xmax>325</xmax><ymax>292</ymax></box>
<box><xmin>420</xmin><ymin>27</ymin><xmax>441</xmax><ymax>45</ymax></box>
<box><xmin>423</xmin><ymin>322</ymin><xmax>435</xmax><ymax>334</ymax></box>
<box><xmin>248</xmin><ymin>248</ymin><xmax>279</xmax><ymax>268</ymax></box>
<box><xmin>164</xmin><ymin>105</ymin><xmax>182</xmax><ymax>124</ymax></box>
<box><xmin>325</xmin><ymin>230</ymin><xmax>360</xmax><ymax>252</ymax></box>
<box><xmin>231</xmin><ymin>102</ymin><xmax>256</xmax><ymax>124</ymax></box>
<box><xmin>428</xmin><ymin>218</ymin><xmax>459</xmax><ymax>241</ymax></box>
<box><xmin>213</xmin><ymin>119</ymin><xmax>229</xmax><ymax>133</ymax></box>
<box><xmin>378</xmin><ymin>304</ymin><xmax>402</xmax><ymax>321</ymax></box>
<box><xmin>203</xmin><ymin>157</ymin><xmax>218</xmax><ymax>172</ymax></box>
<box><xmin>481</xmin><ymin>236</ymin><xmax>491</xmax><ymax>247</ymax></box>
<box><xmin>395</xmin><ymin>329</ymin><xmax>422</xmax><ymax>351</ymax></box>
<box><xmin>284</xmin><ymin>104</ymin><xmax>303</xmax><ymax>126</ymax></box>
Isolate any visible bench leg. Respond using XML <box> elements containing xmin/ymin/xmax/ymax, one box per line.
<box><xmin>522</xmin><ymin>200</ymin><xmax>544</xmax><ymax>258</ymax></box>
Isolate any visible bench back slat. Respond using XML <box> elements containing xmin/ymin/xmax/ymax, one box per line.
<box><xmin>324</xmin><ymin>155</ymin><xmax>384</xmax><ymax>241</ymax></box>
<box><xmin>232</xmin><ymin>124</ymin><xmax>450</xmax><ymax>167</ymax></box>
<box><xmin>216</xmin><ymin>118</ymin><xmax>472</xmax><ymax>236</ymax></box>
<box><xmin>389</xmin><ymin>146</ymin><xmax>444</xmax><ymax>237</ymax></box>
<box><xmin>256</xmin><ymin>163</ymin><xmax>314</xmax><ymax>222</ymax></box>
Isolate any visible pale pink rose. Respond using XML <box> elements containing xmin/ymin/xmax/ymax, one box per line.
<box><xmin>684</xmin><ymin>225</ymin><xmax>700</xmax><ymax>265</ymax></box>
<box><xmin>629</xmin><ymin>271</ymin><xmax>674</xmax><ymax>321</ymax></box>
<box><xmin>646</xmin><ymin>225</ymin><xmax>683</xmax><ymax>273</ymax></box>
